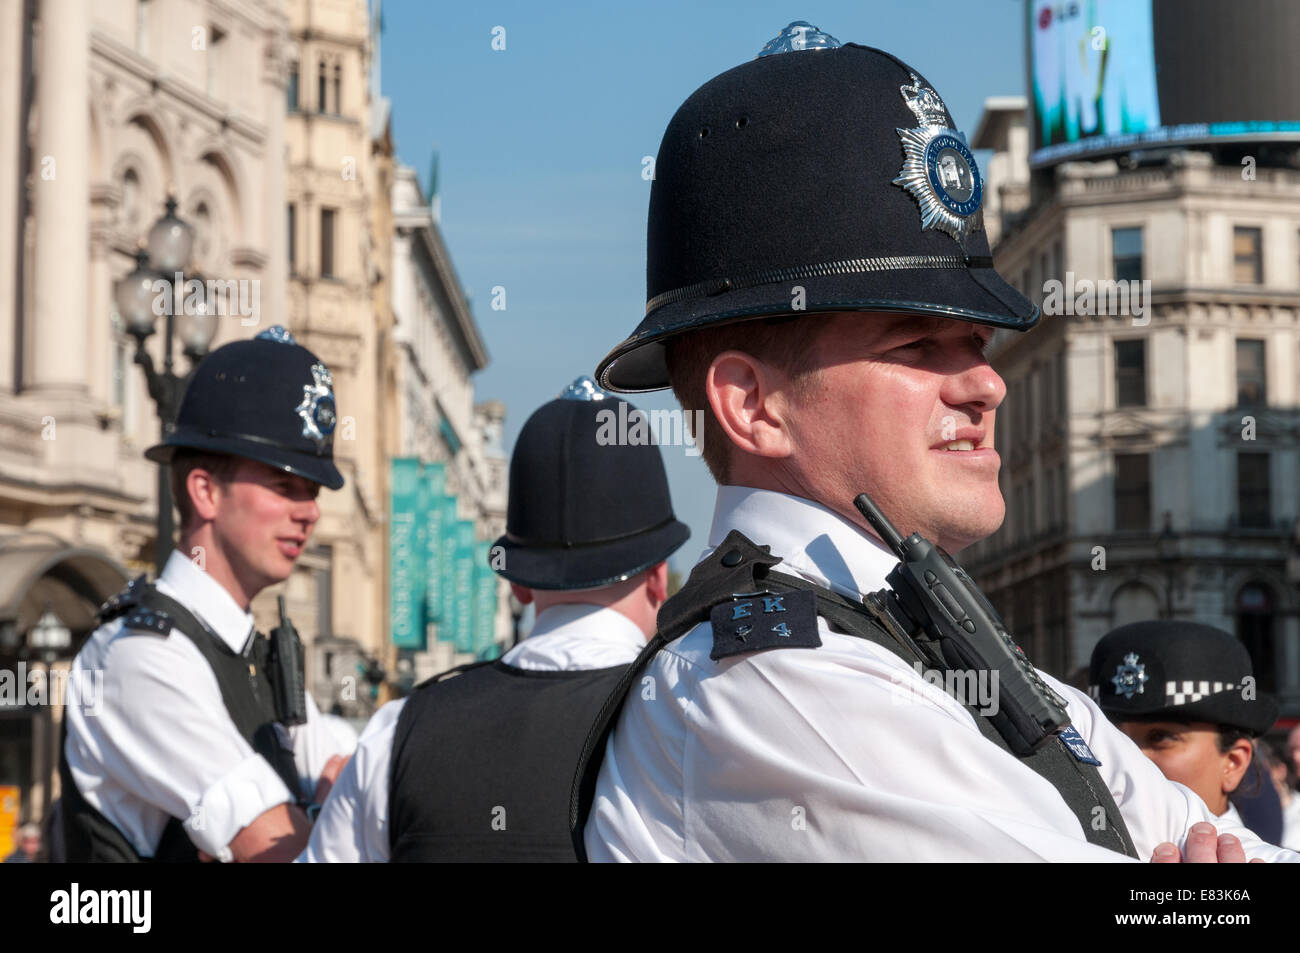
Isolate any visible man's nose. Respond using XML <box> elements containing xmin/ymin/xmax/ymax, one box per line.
<box><xmin>943</xmin><ymin>357</ymin><xmax>1006</xmax><ymax>413</ymax></box>
<box><xmin>294</xmin><ymin>497</ymin><xmax>320</xmax><ymax>527</ymax></box>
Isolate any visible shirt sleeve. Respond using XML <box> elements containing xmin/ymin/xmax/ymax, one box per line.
<box><xmin>589</xmin><ymin>620</ymin><xmax>1142</xmax><ymax>862</ymax></box>
<box><xmin>288</xmin><ymin>693</ymin><xmax>359</xmax><ymax>798</ymax></box>
<box><xmin>1055</xmin><ymin>678</ymin><xmax>1300</xmax><ymax>863</ymax></box>
<box><xmin>66</xmin><ymin>628</ymin><xmax>294</xmax><ymax>862</ymax></box>
<box><xmin>297</xmin><ymin>698</ymin><xmax>405</xmax><ymax>863</ymax></box>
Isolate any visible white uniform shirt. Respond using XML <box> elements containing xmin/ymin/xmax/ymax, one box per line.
<box><xmin>64</xmin><ymin>551</ymin><xmax>355</xmax><ymax>862</ymax></box>
<box><xmin>298</xmin><ymin>603</ymin><xmax>647</xmax><ymax>862</ymax></box>
<box><xmin>585</xmin><ymin>486</ymin><xmax>1300</xmax><ymax>862</ymax></box>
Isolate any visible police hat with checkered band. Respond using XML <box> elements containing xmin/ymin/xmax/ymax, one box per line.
<box><xmin>1088</xmin><ymin>620</ymin><xmax>1278</xmax><ymax>736</ymax></box>
<box><xmin>595</xmin><ymin>22</ymin><xmax>1038</xmax><ymax>393</ymax></box>
<box><xmin>144</xmin><ymin>326</ymin><xmax>344</xmax><ymax>490</ymax></box>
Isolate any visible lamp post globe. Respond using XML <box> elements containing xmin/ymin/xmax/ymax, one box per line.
<box><xmin>146</xmin><ymin>193</ymin><xmax>195</xmax><ymax>274</ymax></box>
<box><xmin>114</xmin><ymin>246</ymin><xmax>159</xmax><ymax>340</ymax></box>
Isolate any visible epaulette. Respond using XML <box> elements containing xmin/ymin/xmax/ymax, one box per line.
<box><xmin>97</xmin><ymin>574</ymin><xmax>149</xmax><ymax>623</ymax></box>
<box><xmin>709</xmin><ymin>588</ymin><xmax>820</xmax><ymax>660</ymax></box>
<box><xmin>120</xmin><ymin>604</ymin><xmax>174</xmax><ymax>637</ymax></box>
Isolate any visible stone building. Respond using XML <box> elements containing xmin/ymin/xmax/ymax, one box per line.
<box><xmin>967</xmin><ymin>101</ymin><xmax>1300</xmax><ymax>715</ymax></box>
<box><xmin>0</xmin><ymin>0</ymin><xmax>293</xmax><ymax>837</ymax></box>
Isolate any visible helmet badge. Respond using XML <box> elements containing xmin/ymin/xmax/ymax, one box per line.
<box><xmin>1111</xmin><ymin>652</ymin><xmax>1150</xmax><ymax>700</ymax></box>
<box><xmin>892</xmin><ymin>73</ymin><xmax>983</xmax><ymax>246</ymax></box>
<box><xmin>296</xmin><ymin>362</ymin><xmax>337</xmax><ymax>450</ymax></box>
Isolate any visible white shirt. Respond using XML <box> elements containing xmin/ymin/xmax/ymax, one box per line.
<box><xmin>64</xmin><ymin>551</ymin><xmax>355</xmax><ymax>862</ymax></box>
<box><xmin>585</xmin><ymin>486</ymin><xmax>1300</xmax><ymax>862</ymax></box>
<box><xmin>298</xmin><ymin>603</ymin><xmax>647</xmax><ymax>862</ymax></box>
<box><xmin>1281</xmin><ymin>795</ymin><xmax>1300</xmax><ymax>852</ymax></box>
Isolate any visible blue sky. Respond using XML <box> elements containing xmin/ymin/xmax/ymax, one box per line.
<box><xmin>380</xmin><ymin>0</ymin><xmax>1029</xmax><ymax>572</ymax></box>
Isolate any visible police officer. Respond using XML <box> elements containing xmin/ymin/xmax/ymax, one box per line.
<box><xmin>1090</xmin><ymin>620</ymin><xmax>1283</xmax><ymax>841</ymax></box>
<box><xmin>574</xmin><ymin>23</ymin><xmax>1298</xmax><ymax>862</ymax></box>
<box><xmin>299</xmin><ymin>377</ymin><xmax>688</xmax><ymax>862</ymax></box>
<box><xmin>62</xmin><ymin>327</ymin><xmax>355</xmax><ymax>862</ymax></box>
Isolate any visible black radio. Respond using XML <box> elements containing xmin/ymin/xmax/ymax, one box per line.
<box><xmin>853</xmin><ymin>492</ymin><xmax>1070</xmax><ymax>755</ymax></box>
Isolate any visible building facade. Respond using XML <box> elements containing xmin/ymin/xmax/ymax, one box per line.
<box><xmin>0</xmin><ymin>0</ymin><xmax>294</xmax><ymax>842</ymax></box>
<box><xmin>390</xmin><ymin>163</ymin><xmax>508</xmax><ymax>687</ymax></box>
<box><xmin>968</xmin><ymin>105</ymin><xmax>1300</xmax><ymax>717</ymax></box>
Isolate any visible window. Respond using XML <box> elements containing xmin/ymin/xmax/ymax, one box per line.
<box><xmin>1235</xmin><ymin>584</ymin><xmax>1276</xmax><ymax>693</ymax></box>
<box><xmin>1112</xmin><ymin>227</ymin><xmax>1143</xmax><ymax>282</ymax></box>
<box><xmin>320</xmin><ymin>208</ymin><xmax>335</xmax><ymax>278</ymax></box>
<box><xmin>1235</xmin><ymin>338</ymin><xmax>1266</xmax><ymax>406</ymax></box>
<box><xmin>318</xmin><ymin>61</ymin><xmax>327</xmax><ymax>113</ymax></box>
<box><xmin>1113</xmin><ymin>453</ymin><xmax>1150</xmax><ymax>531</ymax></box>
<box><xmin>333</xmin><ymin>64</ymin><xmax>342</xmax><ymax>116</ymax></box>
<box><xmin>1237</xmin><ymin>453</ymin><xmax>1271</xmax><ymax>528</ymax></box>
<box><xmin>287</xmin><ymin>204</ymin><xmax>296</xmax><ymax>273</ymax></box>
<box><xmin>1114</xmin><ymin>339</ymin><xmax>1146</xmax><ymax>407</ymax></box>
<box><xmin>287</xmin><ymin>63</ymin><xmax>299</xmax><ymax>111</ymax></box>
<box><xmin>1233</xmin><ymin>226</ymin><xmax>1262</xmax><ymax>284</ymax></box>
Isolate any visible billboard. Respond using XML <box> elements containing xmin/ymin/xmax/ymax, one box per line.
<box><xmin>1029</xmin><ymin>0</ymin><xmax>1300</xmax><ymax>166</ymax></box>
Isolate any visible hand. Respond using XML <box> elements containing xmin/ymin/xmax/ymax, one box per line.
<box><xmin>1150</xmin><ymin>821</ymin><xmax>1260</xmax><ymax>863</ymax></box>
<box><xmin>312</xmin><ymin>754</ymin><xmax>350</xmax><ymax>805</ymax></box>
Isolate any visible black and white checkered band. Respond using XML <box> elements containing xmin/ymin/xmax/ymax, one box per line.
<box><xmin>1165</xmin><ymin>680</ymin><xmax>1238</xmax><ymax>706</ymax></box>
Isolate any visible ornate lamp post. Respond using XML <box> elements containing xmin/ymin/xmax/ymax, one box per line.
<box><xmin>113</xmin><ymin>195</ymin><xmax>217</xmax><ymax>572</ymax></box>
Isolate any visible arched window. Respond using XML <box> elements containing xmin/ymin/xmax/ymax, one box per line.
<box><xmin>333</xmin><ymin>63</ymin><xmax>342</xmax><ymax>116</ymax></box>
<box><xmin>1110</xmin><ymin>582</ymin><xmax>1161</xmax><ymax>629</ymax></box>
<box><xmin>1235</xmin><ymin>583</ymin><xmax>1276</xmax><ymax>693</ymax></box>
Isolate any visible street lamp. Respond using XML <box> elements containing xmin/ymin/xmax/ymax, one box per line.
<box><xmin>113</xmin><ymin>194</ymin><xmax>218</xmax><ymax>573</ymax></box>
<box><xmin>28</xmin><ymin>607</ymin><xmax>71</xmax><ymax>664</ymax></box>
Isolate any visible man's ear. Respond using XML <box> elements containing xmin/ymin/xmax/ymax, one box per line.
<box><xmin>1222</xmin><ymin>737</ymin><xmax>1255</xmax><ymax>795</ymax></box>
<box><xmin>509</xmin><ymin>583</ymin><xmax>535</xmax><ymax>606</ymax></box>
<box><xmin>186</xmin><ymin>467</ymin><xmax>225</xmax><ymax>525</ymax></box>
<box><xmin>645</xmin><ymin>561</ymin><xmax>669</xmax><ymax>606</ymax></box>
<box><xmin>706</xmin><ymin>350</ymin><xmax>795</xmax><ymax>461</ymax></box>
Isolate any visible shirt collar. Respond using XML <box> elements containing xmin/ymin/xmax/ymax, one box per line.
<box><xmin>527</xmin><ymin>603</ymin><xmax>646</xmax><ymax>650</ymax></box>
<box><xmin>154</xmin><ymin>550</ymin><xmax>256</xmax><ymax>654</ymax></box>
<box><xmin>705</xmin><ymin>486</ymin><xmax>899</xmax><ymax>602</ymax></box>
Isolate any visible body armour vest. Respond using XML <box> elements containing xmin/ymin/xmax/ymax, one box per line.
<box><xmin>61</xmin><ymin>578</ymin><xmax>302</xmax><ymax>863</ymax></box>
<box><xmin>571</xmin><ymin>531</ymin><xmax>1139</xmax><ymax>860</ymax></box>
<box><xmin>388</xmin><ymin>659</ymin><xmax>629</xmax><ymax>862</ymax></box>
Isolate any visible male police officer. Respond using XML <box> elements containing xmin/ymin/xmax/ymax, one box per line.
<box><xmin>299</xmin><ymin>378</ymin><xmax>688</xmax><ymax>862</ymax></box>
<box><xmin>575</xmin><ymin>24</ymin><xmax>1297</xmax><ymax>862</ymax></box>
<box><xmin>63</xmin><ymin>327</ymin><xmax>354</xmax><ymax>862</ymax></box>
<box><xmin>1090</xmin><ymin>621</ymin><xmax>1282</xmax><ymax>841</ymax></box>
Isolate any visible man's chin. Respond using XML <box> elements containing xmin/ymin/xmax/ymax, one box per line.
<box><xmin>931</xmin><ymin>498</ymin><xmax>1004</xmax><ymax>554</ymax></box>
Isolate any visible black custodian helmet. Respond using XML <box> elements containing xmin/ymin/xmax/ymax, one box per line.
<box><xmin>492</xmin><ymin>377</ymin><xmax>689</xmax><ymax>590</ymax></box>
<box><xmin>596</xmin><ymin>22</ymin><xmax>1038</xmax><ymax>393</ymax></box>
<box><xmin>144</xmin><ymin>326</ymin><xmax>344</xmax><ymax>490</ymax></box>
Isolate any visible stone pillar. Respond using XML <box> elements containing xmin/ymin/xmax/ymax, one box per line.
<box><xmin>0</xmin><ymin>0</ymin><xmax>26</xmax><ymax>392</ymax></box>
<box><xmin>28</xmin><ymin>0</ymin><xmax>89</xmax><ymax>396</ymax></box>
<box><xmin>262</xmin><ymin>32</ymin><xmax>289</xmax><ymax>328</ymax></box>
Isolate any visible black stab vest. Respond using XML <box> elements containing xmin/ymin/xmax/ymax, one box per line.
<box><xmin>61</xmin><ymin>580</ymin><xmax>303</xmax><ymax>863</ymax></box>
<box><xmin>571</xmin><ymin>530</ymin><xmax>1139</xmax><ymax>860</ymax></box>
<box><xmin>388</xmin><ymin>659</ymin><xmax>628</xmax><ymax>862</ymax></box>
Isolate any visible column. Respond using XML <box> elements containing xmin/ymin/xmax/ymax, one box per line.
<box><xmin>28</xmin><ymin>0</ymin><xmax>89</xmax><ymax>395</ymax></box>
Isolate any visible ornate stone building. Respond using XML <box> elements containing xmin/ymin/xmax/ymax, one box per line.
<box><xmin>968</xmin><ymin>100</ymin><xmax>1300</xmax><ymax>717</ymax></box>
<box><xmin>0</xmin><ymin>0</ymin><xmax>293</xmax><ymax>837</ymax></box>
